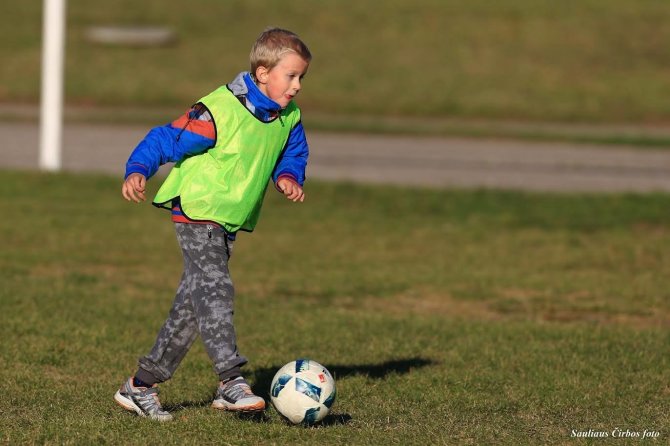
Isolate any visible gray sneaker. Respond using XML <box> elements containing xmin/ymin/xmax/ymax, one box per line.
<box><xmin>211</xmin><ymin>377</ymin><xmax>266</xmax><ymax>412</ymax></box>
<box><xmin>114</xmin><ymin>377</ymin><xmax>173</xmax><ymax>422</ymax></box>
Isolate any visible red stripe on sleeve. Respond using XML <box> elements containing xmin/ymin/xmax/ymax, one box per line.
<box><xmin>171</xmin><ymin>113</ymin><xmax>216</xmax><ymax>140</ymax></box>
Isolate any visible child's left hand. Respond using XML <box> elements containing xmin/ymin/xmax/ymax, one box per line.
<box><xmin>277</xmin><ymin>177</ymin><xmax>305</xmax><ymax>202</ymax></box>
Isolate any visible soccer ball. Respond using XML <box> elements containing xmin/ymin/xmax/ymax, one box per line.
<box><xmin>270</xmin><ymin>359</ymin><xmax>336</xmax><ymax>425</ymax></box>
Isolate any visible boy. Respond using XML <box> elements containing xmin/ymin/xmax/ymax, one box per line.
<box><xmin>114</xmin><ymin>28</ymin><xmax>311</xmax><ymax>421</ymax></box>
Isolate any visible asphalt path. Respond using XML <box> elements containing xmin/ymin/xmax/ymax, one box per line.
<box><xmin>3</xmin><ymin>121</ymin><xmax>670</xmax><ymax>193</ymax></box>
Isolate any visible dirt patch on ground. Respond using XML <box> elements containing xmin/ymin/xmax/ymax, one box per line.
<box><xmin>354</xmin><ymin>291</ymin><xmax>670</xmax><ymax>329</ymax></box>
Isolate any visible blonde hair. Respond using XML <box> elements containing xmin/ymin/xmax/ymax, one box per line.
<box><xmin>250</xmin><ymin>28</ymin><xmax>311</xmax><ymax>75</ymax></box>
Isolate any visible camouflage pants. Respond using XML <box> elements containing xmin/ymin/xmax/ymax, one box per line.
<box><xmin>136</xmin><ymin>223</ymin><xmax>247</xmax><ymax>384</ymax></box>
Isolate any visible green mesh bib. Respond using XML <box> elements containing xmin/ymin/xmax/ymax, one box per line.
<box><xmin>153</xmin><ymin>86</ymin><xmax>300</xmax><ymax>232</ymax></box>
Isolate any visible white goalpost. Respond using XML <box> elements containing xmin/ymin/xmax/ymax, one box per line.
<box><xmin>39</xmin><ymin>0</ymin><xmax>67</xmax><ymax>171</ymax></box>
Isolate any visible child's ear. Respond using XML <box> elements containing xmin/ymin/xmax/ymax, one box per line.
<box><xmin>255</xmin><ymin>66</ymin><xmax>269</xmax><ymax>84</ymax></box>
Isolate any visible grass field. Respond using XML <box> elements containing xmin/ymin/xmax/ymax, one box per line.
<box><xmin>0</xmin><ymin>170</ymin><xmax>668</xmax><ymax>444</ymax></box>
<box><xmin>3</xmin><ymin>1</ymin><xmax>670</xmax><ymax>124</ymax></box>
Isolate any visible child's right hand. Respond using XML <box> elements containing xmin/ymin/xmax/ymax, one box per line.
<box><xmin>122</xmin><ymin>173</ymin><xmax>147</xmax><ymax>203</ymax></box>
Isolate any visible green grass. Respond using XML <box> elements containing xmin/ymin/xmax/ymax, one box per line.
<box><xmin>3</xmin><ymin>1</ymin><xmax>670</xmax><ymax>124</ymax></box>
<box><xmin>1</xmin><ymin>171</ymin><xmax>669</xmax><ymax>444</ymax></box>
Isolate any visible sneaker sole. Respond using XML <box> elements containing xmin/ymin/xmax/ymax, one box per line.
<box><xmin>211</xmin><ymin>399</ymin><xmax>266</xmax><ymax>412</ymax></box>
<box><xmin>115</xmin><ymin>390</ymin><xmax>143</xmax><ymax>415</ymax></box>
<box><xmin>114</xmin><ymin>390</ymin><xmax>173</xmax><ymax>422</ymax></box>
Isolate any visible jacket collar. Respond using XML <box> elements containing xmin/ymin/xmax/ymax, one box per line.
<box><xmin>227</xmin><ymin>72</ymin><xmax>283</xmax><ymax>121</ymax></box>
<box><xmin>244</xmin><ymin>73</ymin><xmax>282</xmax><ymax>120</ymax></box>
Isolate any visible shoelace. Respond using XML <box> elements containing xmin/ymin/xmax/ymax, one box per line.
<box><xmin>222</xmin><ymin>381</ymin><xmax>252</xmax><ymax>401</ymax></box>
<box><xmin>135</xmin><ymin>387</ymin><xmax>166</xmax><ymax>413</ymax></box>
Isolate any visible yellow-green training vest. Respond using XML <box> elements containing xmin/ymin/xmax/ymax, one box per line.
<box><xmin>153</xmin><ymin>85</ymin><xmax>301</xmax><ymax>233</ymax></box>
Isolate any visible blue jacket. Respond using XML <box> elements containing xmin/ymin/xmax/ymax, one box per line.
<box><xmin>124</xmin><ymin>72</ymin><xmax>309</xmax><ymax>187</ymax></box>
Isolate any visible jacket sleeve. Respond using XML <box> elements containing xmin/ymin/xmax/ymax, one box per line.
<box><xmin>272</xmin><ymin>121</ymin><xmax>309</xmax><ymax>188</ymax></box>
<box><xmin>124</xmin><ymin>104</ymin><xmax>216</xmax><ymax>179</ymax></box>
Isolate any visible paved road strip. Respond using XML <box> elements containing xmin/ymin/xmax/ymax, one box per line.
<box><xmin>2</xmin><ymin>121</ymin><xmax>670</xmax><ymax>193</ymax></box>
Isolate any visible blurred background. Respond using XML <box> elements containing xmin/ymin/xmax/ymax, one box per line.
<box><xmin>3</xmin><ymin>0</ymin><xmax>670</xmax><ymax>131</ymax></box>
<box><xmin>2</xmin><ymin>3</ymin><xmax>669</xmax><ymax>443</ymax></box>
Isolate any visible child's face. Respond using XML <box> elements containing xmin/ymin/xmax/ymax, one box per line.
<box><xmin>255</xmin><ymin>52</ymin><xmax>309</xmax><ymax>109</ymax></box>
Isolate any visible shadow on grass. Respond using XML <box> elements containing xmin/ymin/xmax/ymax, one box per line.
<box><xmin>232</xmin><ymin>411</ymin><xmax>352</xmax><ymax>426</ymax></box>
<box><xmin>163</xmin><ymin>398</ymin><xmax>212</xmax><ymax>412</ymax></box>
<box><xmin>250</xmin><ymin>356</ymin><xmax>437</xmax><ymax>394</ymax></box>
<box><xmin>162</xmin><ymin>400</ymin><xmax>352</xmax><ymax>427</ymax></box>
<box><xmin>164</xmin><ymin>357</ymin><xmax>435</xmax><ymax>424</ymax></box>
